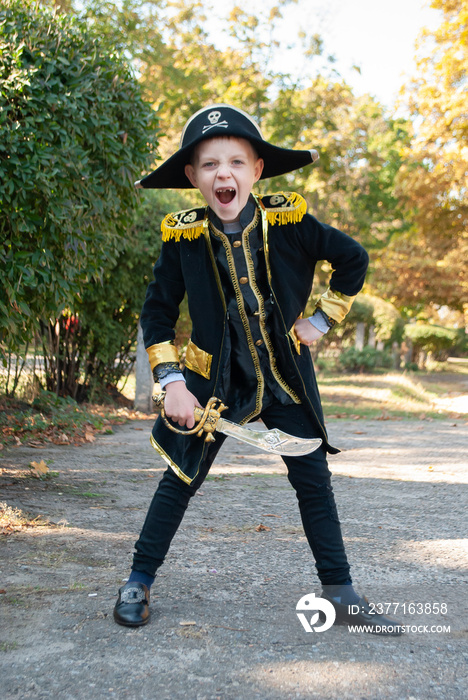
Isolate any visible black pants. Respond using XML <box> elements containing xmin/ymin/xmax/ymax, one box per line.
<box><xmin>132</xmin><ymin>400</ymin><xmax>351</xmax><ymax>585</ymax></box>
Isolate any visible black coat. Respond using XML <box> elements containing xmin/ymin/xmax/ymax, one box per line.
<box><xmin>140</xmin><ymin>194</ymin><xmax>369</xmax><ymax>484</ymax></box>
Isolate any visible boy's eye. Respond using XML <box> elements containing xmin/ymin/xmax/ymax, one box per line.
<box><xmin>202</xmin><ymin>161</ymin><xmax>216</xmax><ymax>168</ymax></box>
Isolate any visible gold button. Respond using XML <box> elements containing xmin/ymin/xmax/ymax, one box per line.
<box><xmin>239</xmin><ymin>276</ymin><xmax>248</xmax><ymax>284</ymax></box>
<box><xmin>255</xmin><ymin>339</ymin><xmax>263</xmax><ymax>346</ymax></box>
<box><xmin>233</xmin><ymin>240</ymin><xmax>242</xmax><ymax>247</ymax></box>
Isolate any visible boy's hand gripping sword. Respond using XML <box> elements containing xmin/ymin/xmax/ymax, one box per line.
<box><xmin>153</xmin><ymin>393</ymin><xmax>322</xmax><ymax>456</ymax></box>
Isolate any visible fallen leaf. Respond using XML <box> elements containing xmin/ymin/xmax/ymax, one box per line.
<box><xmin>53</xmin><ymin>433</ymin><xmax>70</xmax><ymax>445</ymax></box>
<box><xmin>377</xmin><ymin>413</ymin><xmax>390</xmax><ymax>421</ymax></box>
<box><xmin>428</xmin><ymin>465</ymin><xmax>434</xmax><ymax>471</ymax></box>
<box><xmin>0</xmin><ymin>589</ymin><xmax>6</xmax><ymax>594</ymax></box>
<box><xmin>261</xmin><ymin>514</ymin><xmax>281</xmax><ymax>518</ymax></box>
<box><xmin>85</xmin><ymin>430</ymin><xmax>95</xmax><ymax>443</ymax></box>
<box><xmin>353</xmin><ymin>431</ymin><xmax>366</xmax><ymax>435</ymax></box>
<box><xmin>255</xmin><ymin>524</ymin><xmax>270</xmax><ymax>532</ymax></box>
<box><xmin>29</xmin><ymin>460</ymin><xmax>49</xmax><ymax>477</ymax></box>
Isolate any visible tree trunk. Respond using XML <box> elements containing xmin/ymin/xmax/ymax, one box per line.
<box><xmin>134</xmin><ymin>324</ymin><xmax>154</xmax><ymax>413</ymax></box>
<box><xmin>355</xmin><ymin>322</ymin><xmax>365</xmax><ymax>350</ymax></box>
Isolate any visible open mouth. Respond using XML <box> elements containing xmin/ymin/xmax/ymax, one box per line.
<box><xmin>215</xmin><ymin>187</ymin><xmax>236</xmax><ymax>204</ymax></box>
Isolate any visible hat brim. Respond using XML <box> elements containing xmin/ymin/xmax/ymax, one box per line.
<box><xmin>138</xmin><ymin>135</ymin><xmax>318</xmax><ymax>189</ymax></box>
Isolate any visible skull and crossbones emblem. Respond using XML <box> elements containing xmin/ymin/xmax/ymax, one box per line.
<box><xmin>270</xmin><ymin>195</ymin><xmax>286</xmax><ymax>206</ymax></box>
<box><xmin>182</xmin><ymin>211</ymin><xmax>197</xmax><ymax>224</ymax></box>
<box><xmin>208</xmin><ymin>110</ymin><xmax>221</xmax><ymax>124</ymax></box>
<box><xmin>202</xmin><ymin>110</ymin><xmax>229</xmax><ymax>134</ymax></box>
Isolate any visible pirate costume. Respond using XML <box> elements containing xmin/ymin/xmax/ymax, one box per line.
<box><xmin>114</xmin><ymin>105</ymin><xmax>402</xmax><ymax>635</ymax></box>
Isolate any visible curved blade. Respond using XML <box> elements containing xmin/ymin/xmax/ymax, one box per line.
<box><xmin>216</xmin><ymin>418</ymin><xmax>322</xmax><ymax>456</ymax></box>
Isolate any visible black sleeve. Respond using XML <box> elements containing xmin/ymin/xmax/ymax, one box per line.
<box><xmin>299</xmin><ymin>215</ymin><xmax>369</xmax><ymax>296</ymax></box>
<box><xmin>139</xmin><ymin>239</ymin><xmax>186</xmax><ymax>349</ymax></box>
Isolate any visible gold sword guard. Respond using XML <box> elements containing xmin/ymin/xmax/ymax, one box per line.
<box><xmin>153</xmin><ymin>391</ymin><xmax>228</xmax><ymax>443</ymax></box>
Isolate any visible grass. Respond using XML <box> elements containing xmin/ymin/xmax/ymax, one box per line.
<box><xmin>318</xmin><ymin>370</ymin><xmax>467</xmax><ymax>420</ymax></box>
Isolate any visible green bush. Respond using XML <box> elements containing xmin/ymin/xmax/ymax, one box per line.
<box><xmin>0</xmin><ymin>0</ymin><xmax>159</xmax><ymax>358</ymax></box>
<box><xmin>338</xmin><ymin>347</ymin><xmax>392</xmax><ymax>373</ymax></box>
<box><xmin>404</xmin><ymin>323</ymin><xmax>465</xmax><ymax>361</ymax></box>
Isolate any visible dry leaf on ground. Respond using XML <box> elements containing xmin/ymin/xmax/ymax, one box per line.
<box><xmin>29</xmin><ymin>460</ymin><xmax>49</xmax><ymax>477</ymax></box>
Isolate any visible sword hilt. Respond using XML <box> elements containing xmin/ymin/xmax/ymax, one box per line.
<box><xmin>152</xmin><ymin>392</ymin><xmax>228</xmax><ymax>443</ymax></box>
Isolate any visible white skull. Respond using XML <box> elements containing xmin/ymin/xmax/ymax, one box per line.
<box><xmin>270</xmin><ymin>195</ymin><xmax>285</xmax><ymax>206</ymax></box>
<box><xmin>183</xmin><ymin>211</ymin><xmax>197</xmax><ymax>223</ymax></box>
<box><xmin>207</xmin><ymin>110</ymin><xmax>221</xmax><ymax>125</ymax></box>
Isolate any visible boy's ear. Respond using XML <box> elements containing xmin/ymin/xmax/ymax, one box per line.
<box><xmin>253</xmin><ymin>158</ymin><xmax>264</xmax><ymax>183</ymax></box>
<box><xmin>184</xmin><ymin>164</ymin><xmax>198</xmax><ymax>188</ymax></box>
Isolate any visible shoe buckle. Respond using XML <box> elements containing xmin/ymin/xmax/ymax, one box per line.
<box><xmin>120</xmin><ymin>586</ymin><xmax>146</xmax><ymax>604</ymax></box>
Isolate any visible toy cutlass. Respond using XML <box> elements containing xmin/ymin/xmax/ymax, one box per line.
<box><xmin>153</xmin><ymin>393</ymin><xmax>322</xmax><ymax>456</ymax></box>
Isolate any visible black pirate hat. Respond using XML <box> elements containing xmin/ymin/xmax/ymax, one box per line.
<box><xmin>136</xmin><ymin>103</ymin><xmax>318</xmax><ymax>189</ymax></box>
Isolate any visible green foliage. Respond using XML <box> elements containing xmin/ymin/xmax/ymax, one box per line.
<box><xmin>0</xmin><ymin>389</ymin><xmax>105</xmax><ymax>445</ymax></box>
<box><xmin>338</xmin><ymin>347</ymin><xmax>392</xmax><ymax>373</ymax></box>
<box><xmin>346</xmin><ymin>294</ymin><xmax>404</xmax><ymax>343</ymax></box>
<box><xmin>404</xmin><ymin>323</ymin><xmax>465</xmax><ymax>360</ymax></box>
<box><xmin>313</xmin><ymin>294</ymin><xmax>403</xmax><ymax>351</ymax></box>
<box><xmin>58</xmin><ymin>188</ymin><xmax>190</xmax><ymax>397</ymax></box>
<box><xmin>0</xmin><ymin>0</ymin><xmax>159</xmax><ymax>357</ymax></box>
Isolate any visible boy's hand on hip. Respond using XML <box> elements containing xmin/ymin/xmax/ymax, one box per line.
<box><xmin>294</xmin><ymin>318</ymin><xmax>325</xmax><ymax>346</ymax></box>
<box><xmin>164</xmin><ymin>381</ymin><xmax>203</xmax><ymax>429</ymax></box>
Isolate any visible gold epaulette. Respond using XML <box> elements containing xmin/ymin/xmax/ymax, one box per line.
<box><xmin>161</xmin><ymin>192</ymin><xmax>307</xmax><ymax>241</ymax></box>
<box><xmin>161</xmin><ymin>207</ymin><xmax>207</xmax><ymax>242</ymax></box>
<box><xmin>258</xmin><ymin>192</ymin><xmax>307</xmax><ymax>225</ymax></box>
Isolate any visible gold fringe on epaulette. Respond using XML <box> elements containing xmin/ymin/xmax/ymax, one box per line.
<box><xmin>265</xmin><ymin>192</ymin><xmax>307</xmax><ymax>226</ymax></box>
<box><xmin>161</xmin><ymin>213</ymin><xmax>207</xmax><ymax>242</ymax></box>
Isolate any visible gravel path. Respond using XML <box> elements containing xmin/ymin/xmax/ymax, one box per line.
<box><xmin>1</xmin><ymin>417</ymin><xmax>467</xmax><ymax>699</ymax></box>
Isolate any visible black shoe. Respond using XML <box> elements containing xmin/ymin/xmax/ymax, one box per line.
<box><xmin>113</xmin><ymin>582</ymin><xmax>150</xmax><ymax>627</ymax></box>
<box><xmin>321</xmin><ymin>590</ymin><xmax>403</xmax><ymax>636</ymax></box>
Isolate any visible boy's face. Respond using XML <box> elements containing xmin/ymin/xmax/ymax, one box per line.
<box><xmin>184</xmin><ymin>137</ymin><xmax>264</xmax><ymax>223</ymax></box>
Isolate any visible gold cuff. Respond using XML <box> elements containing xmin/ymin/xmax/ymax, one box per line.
<box><xmin>315</xmin><ymin>288</ymin><xmax>357</xmax><ymax>324</ymax></box>
<box><xmin>288</xmin><ymin>314</ymin><xmax>303</xmax><ymax>354</ymax></box>
<box><xmin>146</xmin><ymin>342</ymin><xmax>179</xmax><ymax>371</ymax></box>
<box><xmin>185</xmin><ymin>339</ymin><xmax>212</xmax><ymax>380</ymax></box>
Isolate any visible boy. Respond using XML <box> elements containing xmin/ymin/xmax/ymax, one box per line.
<box><xmin>113</xmin><ymin>104</ymin><xmax>401</xmax><ymax>635</ymax></box>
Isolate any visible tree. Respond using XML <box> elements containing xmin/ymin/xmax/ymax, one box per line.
<box><xmin>374</xmin><ymin>0</ymin><xmax>468</xmax><ymax>317</ymax></box>
<box><xmin>0</xmin><ymin>0</ymin><xmax>158</xmax><ymax>384</ymax></box>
